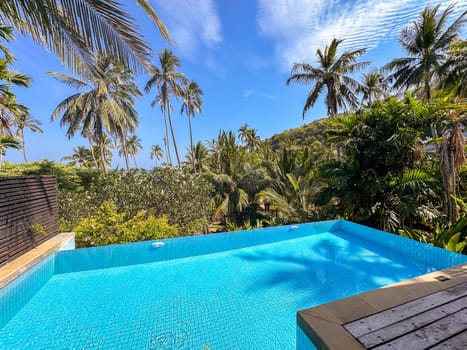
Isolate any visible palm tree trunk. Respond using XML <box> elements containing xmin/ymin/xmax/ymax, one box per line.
<box><xmin>188</xmin><ymin>115</ymin><xmax>195</xmax><ymax>173</ymax></box>
<box><xmin>167</xmin><ymin>106</ymin><xmax>181</xmax><ymax>168</ymax></box>
<box><xmin>86</xmin><ymin>135</ymin><xmax>99</xmax><ymax>169</ymax></box>
<box><xmin>132</xmin><ymin>155</ymin><xmax>138</xmax><ymax>168</ymax></box>
<box><xmin>121</xmin><ymin>135</ymin><xmax>131</xmax><ymax>170</ymax></box>
<box><xmin>99</xmin><ymin>140</ymin><xmax>108</xmax><ymax>174</ymax></box>
<box><xmin>162</xmin><ymin>107</ymin><xmax>172</xmax><ymax>166</ymax></box>
<box><xmin>20</xmin><ymin>129</ymin><xmax>28</xmax><ymax>163</ymax></box>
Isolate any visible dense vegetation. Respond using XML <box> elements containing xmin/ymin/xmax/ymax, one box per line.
<box><xmin>0</xmin><ymin>3</ymin><xmax>466</xmax><ymax>252</ymax></box>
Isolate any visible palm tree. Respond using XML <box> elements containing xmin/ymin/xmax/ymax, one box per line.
<box><xmin>125</xmin><ymin>135</ymin><xmax>142</xmax><ymax>168</ymax></box>
<box><xmin>384</xmin><ymin>4</ymin><xmax>466</xmax><ymax>101</ymax></box>
<box><xmin>14</xmin><ymin>111</ymin><xmax>42</xmax><ymax>162</ymax></box>
<box><xmin>61</xmin><ymin>146</ymin><xmax>93</xmax><ymax>167</ymax></box>
<box><xmin>286</xmin><ymin>38</ymin><xmax>369</xmax><ymax>117</ymax></box>
<box><xmin>150</xmin><ymin>144</ymin><xmax>163</xmax><ymax>166</ymax></box>
<box><xmin>0</xmin><ymin>135</ymin><xmax>20</xmax><ymax>167</ymax></box>
<box><xmin>181</xmin><ymin>80</ymin><xmax>203</xmax><ymax>172</ymax></box>
<box><xmin>358</xmin><ymin>71</ymin><xmax>387</xmax><ymax>106</ymax></box>
<box><xmin>0</xmin><ymin>25</ymin><xmax>31</xmax><ymax>136</ymax></box>
<box><xmin>49</xmin><ymin>56</ymin><xmax>140</xmax><ymax>173</ymax></box>
<box><xmin>438</xmin><ymin>39</ymin><xmax>467</xmax><ymax>97</ymax></box>
<box><xmin>0</xmin><ymin>0</ymin><xmax>171</xmax><ymax>72</ymax></box>
<box><xmin>238</xmin><ymin>124</ymin><xmax>261</xmax><ymax>152</ymax></box>
<box><xmin>185</xmin><ymin>141</ymin><xmax>208</xmax><ymax>173</ymax></box>
<box><xmin>145</xmin><ymin>49</ymin><xmax>187</xmax><ymax>168</ymax></box>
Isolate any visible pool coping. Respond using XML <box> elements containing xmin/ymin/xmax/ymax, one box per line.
<box><xmin>0</xmin><ymin>232</ymin><xmax>74</xmax><ymax>289</ymax></box>
<box><xmin>297</xmin><ymin>262</ymin><xmax>467</xmax><ymax>350</ymax></box>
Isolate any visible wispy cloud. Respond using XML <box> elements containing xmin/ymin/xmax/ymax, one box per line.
<box><xmin>257</xmin><ymin>0</ymin><xmax>467</xmax><ymax>70</ymax></box>
<box><xmin>242</xmin><ymin>89</ymin><xmax>277</xmax><ymax>99</ymax></box>
<box><xmin>154</xmin><ymin>0</ymin><xmax>222</xmax><ymax>57</ymax></box>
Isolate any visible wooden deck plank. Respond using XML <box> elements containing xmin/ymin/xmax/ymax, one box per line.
<box><xmin>429</xmin><ymin>331</ymin><xmax>467</xmax><ymax>350</ymax></box>
<box><xmin>357</xmin><ymin>296</ymin><xmax>467</xmax><ymax>348</ymax></box>
<box><xmin>344</xmin><ymin>282</ymin><xmax>467</xmax><ymax>337</ymax></box>
<box><xmin>372</xmin><ymin>309</ymin><xmax>467</xmax><ymax>350</ymax></box>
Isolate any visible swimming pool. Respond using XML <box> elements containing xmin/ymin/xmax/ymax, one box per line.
<box><xmin>1</xmin><ymin>220</ymin><xmax>466</xmax><ymax>349</ymax></box>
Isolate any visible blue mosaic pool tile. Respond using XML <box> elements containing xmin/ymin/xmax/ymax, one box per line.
<box><xmin>0</xmin><ymin>254</ymin><xmax>54</xmax><ymax>328</ymax></box>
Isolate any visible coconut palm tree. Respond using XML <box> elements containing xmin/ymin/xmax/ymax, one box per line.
<box><xmin>286</xmin><ymin>38</ymin><xmax>369</xmax><ymax>117</ymax></box>
<box><xmin>49</xmin><ymin>56</ymin><xmax>140</xmax><ymax>173</ymax></box>
<box><xmin>125</xmin><ymin>134</ymin><xmax>142</xmax><ymax>168</ymax></box>
<box><xmin>238</xmin><ymin>124</ymin><xmax>261</xmax><ymax>152</ymax></box>
<box><xmin>185</xmin><ymin>141</ymin><xmax>208</xmax><ymax>173</ymax></box>
<box><xmin>384</xmin><ymin>4</ymin><xmax>466</xmax><ymax>101</ymax></box>
<box><xmin>438</xmin><ymin>39</ymin><xmax>467</xmax><ymax>97</ymax></box>
<box><xmin>0</xmin><ymin>25</ymin><xmax>31</xmax><ymax>136</ymax></box>
<box><xmin>0</xmin><ymin>135</ymin><xmax>20</xmax><ymax>167</ymax></box>
<box><xmin>358</xmin><ymin>71</ymin><xmax>387</xmax><ymax>106</ymax></box>
<box><xmin>145</xmin><ymin>49</ymin><xmax>187</xmax><ymax>168</ymax></box>
<box><xmin>181</xmin><ymin>80</ymin><xmax>203</xmax><ymax>172</ymax></box>
<box><xmin>61</xmin><ymin>146</ymin><xmax>93</xmax><ymax>167</ymax></box>
<box><xmin>14</xmin><ymin>111</ymin><xmax>42</xmax><ymax>162</ymax></box>
<box><xmin>150</xmin><ymin>144</ymin><xmax>163</xmax><ymax>166</ymax></box>
<box><xmin>0</xmin><ymin>0</ymin><xmax>171</xmax><ymax>72</ymax></box>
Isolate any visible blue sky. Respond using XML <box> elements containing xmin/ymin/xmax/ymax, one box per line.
<box><xmin>5</xmin><ymin>0</ymin><xmax>467</xmax><ymax>169</ymax></box>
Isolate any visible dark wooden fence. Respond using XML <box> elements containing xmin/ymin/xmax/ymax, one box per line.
<box><xmin>0</xmin><ymin>175</ymin><xmax>59</xmax><ymax>266</ymax></box>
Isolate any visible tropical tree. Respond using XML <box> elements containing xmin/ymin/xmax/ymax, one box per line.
<box><xmin>358</xmin><ymin>71</ymin><xmax>387</xmax><ymax>106</ymax></box>
<box><xmin>438</xmin><ymin>101</ymin><xmax>466</xmax><ymax>223</ymax></box>
<box><xmin>185</xmin><ymin>141</ymin><xmax>209</xmax><ymax>173</ymax></box>
<box><xmin>384</xmin><ymin>4</ymin><xmax>466</xmax><ymax>101</ymax></box>
<box><xmin>0</xmin><ymin>0</ymin><xmax>171</xmax><ymax>72</ymax></box>
<box><xmin>49</xmin><ymin>56</ymin><xmax>141</xmax><ymax>173</ymax></box>
<box><xmin>0</xmin><ymin>135</ymin><xmax>21</xmax><ymax>167</ymax></box>
<box><xmin>181</xmin><ymin>80</ymin><xmax>203</xmax><ymax>172</ymax></box>
<box><xmin>286</xmin><ymin>38</ymin><xmax>369</xmax><ymax>117</ymax></box>
<box><xmin>61</xmin><ymin>146</ymin><xmax>94</xmax><ymax>167</ymax></box>
<box><xmin>125</xmin><ymin>135</ymin><xmax>142</xmax><ymax>168</ymax></box>
<box><xmin>238</xmin><ymin>124</ymin><xmax>261</xmax><ymax>152</ymax></box>
<box><xmin>438</xmin><ymin>39</ymin><xmax>467</xmax><ymax>97</ymax></box>
<box><xmin>14</xmin><ymin>112</ymin><xmax>42</xmax><ymax>162</ymax></box>
<box><xmin>0</xmin><ymin>25</ymin><xmax>31</xmax><ymax>136</ymax></box>
<box><xmin>145</xmin><ymin>49</ymin><xmax>187</xmax><ymax>168</ymax></box>
<box><xmin>150</xmin><ymin>144</ymin><xmax>163</xmax><ymax>166</ymax></box>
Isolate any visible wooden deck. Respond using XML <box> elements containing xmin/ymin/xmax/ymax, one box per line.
<box><xmin>298</xmin><ymin>264</ymin><xmax>467</xmax><ymax>350</ymax></box>
<box><xmin>344</xmin><ymin>282</ymin><xmax>467</xmax><ymax>349</ymax></box>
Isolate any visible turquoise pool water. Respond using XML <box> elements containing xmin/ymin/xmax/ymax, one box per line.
<box><xmin>0</xmin><ymin>220</ymin><xmax>466</xmax><ymax>349</ymax></box>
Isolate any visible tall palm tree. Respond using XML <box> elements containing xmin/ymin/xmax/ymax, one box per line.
<box><xmin>0</xmin><ymin>25</ymin><xmax>31</xmax><ymax>136</ymax></box>
<box><xmin>358</xmin><ymin>71</ymin><xmax>387</xmax><ymax>106</ymax></box>
<box><xmin>145</xmin><ymin>49</ymin><xmax>187</xmax><ymax>168</ymax></box>
<box><xmin>238</xmin><ymin>124</ymin><xmax>261</xmax><ymax>152</ymax></box>
<box><xmin>125</xmin><ymin>134</ymin><xmax>142</xmax><ymax>168</ymax></box>
<box><xmin>49</xmin><ymin>56</ymin><xmax>140</xmax><ymax>173</ymax></box>
<box><xmin>438</xmin><ymin>39</ymin><xmax>467</xmax><ymax>97</ymax></box>
<box><xmin>14</xmin><ymin>111</ymin><xmax>42</xmax><ymax>162</ymax></box>
<box><xmin>384</xmin><ymin>4</ymin><xmax>466</xmax><ymax>101</ymax></box>
<box><xmin>150</xmin><ymin>144</ymin><xmax>163</xmax><ymax>166</ymax></box>
<box><xmin>185</xmin><ymin>141</ymin><xmax>208</xmax><ymax>173</ymax></box>
<box><xmin>286</xmin><ymin>38</ymin><xmax>369</xmax><ymax>117</ymax></box>
<box><xmin>181</xmin><ymin>80</ymin><xmax>203</xmax><ymax>172</ymax></box>
<box><xmin>0</xmin><ymin>0</ymin><xmax>171</xmax><ymax>72</ymax></box>
<box><xmin>61</xmin><ymin>146</ymin><xmax>93</xmax><ymax>167</ymax></box>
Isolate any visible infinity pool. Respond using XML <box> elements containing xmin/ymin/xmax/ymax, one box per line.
<box><xmin>0</xmin><ymin>220</ymin><xmax>465</xmax><ymax>349</ymax></box>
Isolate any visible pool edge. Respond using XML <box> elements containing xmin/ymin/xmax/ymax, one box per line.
<box><xmin>0</xmin><ymin>232</ymin><xmax>75</xmax><ymax>289</ymax></box>
<box><xmin>296</xmin><ymin>262</ymin><xmax>467</xmax><ymax>350</ymax></box>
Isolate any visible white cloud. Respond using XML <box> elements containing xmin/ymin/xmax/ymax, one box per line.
<box><xmin>155</xmin><ymin>0</ymin><xmax>222</xmax><ymax>56</ymax></box>
<box><xmin>242</xmin><ymin>89</ymin><xmax>277</xmax><ymax>99</ymax></box>
<box><xmin>257</xmin><ymin>0</ymin><xmax>467</xmax><ymax>70</ymax></box>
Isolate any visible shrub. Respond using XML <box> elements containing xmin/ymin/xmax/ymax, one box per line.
<box><xmin>74</xmin><ymin>201</ymin><xmax>180</xmax><ymax>248</ymax></box>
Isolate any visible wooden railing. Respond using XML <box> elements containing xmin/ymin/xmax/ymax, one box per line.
<box><xmin>0</xmin><ymin>175</ymin><xmax>59</xmax><ymax>266</ymax></box>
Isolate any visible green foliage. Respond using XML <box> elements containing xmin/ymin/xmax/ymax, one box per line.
<box><xmin>74</xmin><ymin>201</ymin><xmax>179</xmax><ymax>248</ymax></box>
<box><xmin>0</xmin><ymin>160</ymin><xmax>99</xmax><ymax>191</ymax></box>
